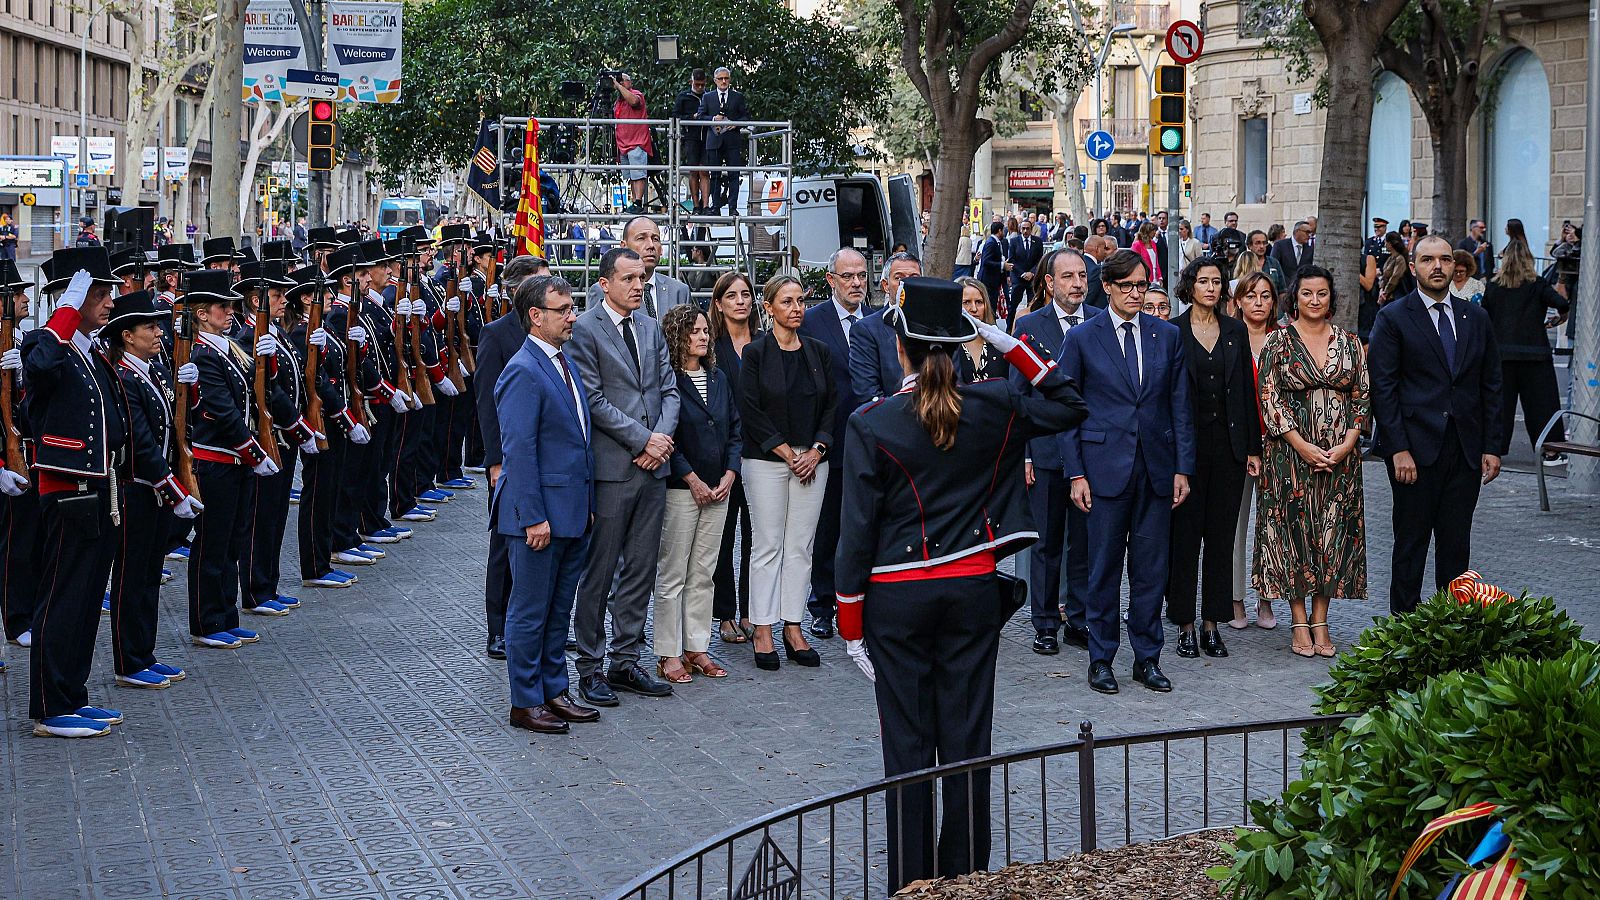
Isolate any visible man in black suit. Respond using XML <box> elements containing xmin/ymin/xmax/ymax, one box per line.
<box><xmin>1270</xmin><ymin>220</ymin><xmax>1315</xmax><ymax>276</ymax></box>
<box><xmin>1007</xmin><ymin>219</ymin><xmax>1044</xmax><ymax>316</ymax></box>
<box><xmin>473</xmin><ymin>255</ymin><xmax>549</xmax><ymax>659</ymax></box>
<box><xmin>674</xmin><ymin>70</ymin><xmax>711</xmax><ymax>214</ymax></box>
<box><xmin>1369</xmin><ymin>235</ymin><xmax>1505</xmax><ymax>614</ymax></box>
<box><xmin>976</xmin><ymin>222</ymin><xmax>1008</xmax><ymax>307</ymax></box>
<box><xmin>697</xmin><ymin>67</ymin><xmax>750</xmax><ymax>215</ymax></box>
<box><xmin>1456</xmin><ymin>219</ymin><xmax>1495</xmax><ymax>279</ymax></box>
<box><xmin>1082</xmin><ymin>236</ymin><xmax>1112</xmax><ymax>309</ymax></box>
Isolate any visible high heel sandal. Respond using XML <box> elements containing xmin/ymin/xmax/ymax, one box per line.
<box><xmin>685</xmin><ymin>653</ymin><xmax>727</xmax><ymax>678</ymax></box>
<box><xmin>718</xmin><ymin>620</ymin><xmax>747</xmax><ymax>644</ymax></box>
<box><xmin>1255</xmin><ymin>600</ymin><xmax>1278</xmax><ymax>630</ymax></box>
<box><xmin>1310</xmin><ymin>622</ymin><xmax>1336</xmax><ymax>658</ymax></box>
<box><xmin>782</xmin><ymin>627</ymin><xmax>821</xmax><ymax>668</ymax></box>
<box><xmin>1289</xmin><ymin>623</ymin><xmax>1316</xmax><ymax>658</ymax></box>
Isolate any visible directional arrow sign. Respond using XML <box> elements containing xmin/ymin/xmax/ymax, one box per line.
<box><xmin>1085</xmin><ymin>130</ymin><xmax>1116</xmax><ymax>162</ymax></box>
<box><xmin>1165</xmin><ymin>19</ymin><xmax>1204</xmax><ymax>65</ymax></box>
<box><xmin>285</xmin><ymin>68</ymin><xmax>340</xmax><ymax>101</ymax></box>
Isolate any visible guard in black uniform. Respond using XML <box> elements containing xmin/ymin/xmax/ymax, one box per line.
<box><xmin>24</xmin><ymin>247</ymin><xmax>135</xmax><ymax>737</ymax></box>
<box><xmin>353</xmin><ymin>238</ymin><xmax>413</xmax><ymax>545</ymax></box>
<box><xmin>324</xmin><ymin>242</ymin><xmax>382</xmax><ymax>568</ymax></box>
<box><xmin>106</xmin><ymin>290</ymin><xmax>201</xmax><ymax>688</ymax></box>
<box><xmin>429</xmin><ymin>225</ymin><xmax>475</xmax><ymax>499</ymax></box>
<box><xmin>0</xmin><ymin>260</ymin><xmax>37</xmax><ymax>657</ymax></box>
<box><xmin>835</xmin><ymin>279</ymin><xmax>1085</xmax><ymax>891</ymax></box>
<box><xmin>388</xmin><ymin>226</ymin><xmax>445</xmax><ymax>524</ymax></box>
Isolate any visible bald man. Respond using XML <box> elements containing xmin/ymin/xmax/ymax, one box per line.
<box><xmin>584</xmin><ymin>216</ymin><xmax>691</xmax><ymax>320</ymax></box>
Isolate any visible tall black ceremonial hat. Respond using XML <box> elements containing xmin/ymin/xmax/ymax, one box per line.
<box><xmin>259</xmin><ymin>239</ymin><xmax>297</xmax><ymax>262</ymax></box>
<box><xmin>356</xmin><ymin>238</ymin><xmax>394</xmax><ymax>266</ymax></box>
<box><xmin>323</xmin><ymin>244</ymin><xmax>362</xmax><ymax>279</ymax></box>
<box><xmin>109</xmin><ymin>246</ymin><xmax>153</xmax><ymax>276</ymax></box>
<box><xmin>201</xmin><ymin>236</ymin><xmax>238</xmax><ymax>264</ymax></box>
<box><xmin>0</xmin><ymin>259</ymin><xmax>28</xmax><ymax>291</ymax></box>
<box><xmin>158</xmin><ymin>242</ymin><xmax>202</xmax><ymax>269</ymax></box>
<box><xmin>883</xmin><ymin>277</ymin><xmax>976</xmax><ymax>344</ymax></box>
<box><xmin>437</xmin><ymin>223</ymin><xmax>472</xmax><ymax>245</ymax></box>
<box><xmin>41</xmin><ymin>246</ymin><xmax>120</xmax><ymax>293</ymax></box>
<box><xmin>305</xmin><ymin>226</ymin><xmax>340</xmax><ymax>250</ymax></box>
<box><xmin>105</xmin><ymin>290</ymin><xmax>169</xmax><ymax>334</ymax></box>
<box><xmin>181</xmin><ymin>268</ymin><xmax>243</xmax><ymax>304</ymax></box>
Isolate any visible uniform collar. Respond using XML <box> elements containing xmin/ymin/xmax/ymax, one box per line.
<box><xmin>122</xmin><ymin>353</ymin><xmax>153</xmax><ymax>376</ymax></box>
<box><xmin>197</xmin><ymin>330</ymin><xmax>234</xmax><ymax>353</ymax></box>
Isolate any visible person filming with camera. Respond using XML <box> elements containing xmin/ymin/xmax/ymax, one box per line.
<box><xmin>611</xmin><ymin>72</ymin><xmax>653</xmax><ymax>214</ymax></box>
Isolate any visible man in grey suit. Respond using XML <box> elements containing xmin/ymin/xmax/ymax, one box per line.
<box><xmin>565</xmin><ymin>247</ymin><xmax>681</xmax><ymax>705</ymax></box>
<box><xmin>583</xmin><ymin>216</ymin><xmax>691</xmax><ymax>319</ymax></box>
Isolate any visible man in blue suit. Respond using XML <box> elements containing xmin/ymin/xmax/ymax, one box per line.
<box><xmin>976</xmin><ymin>222</ymin><xmax>1008</xmax><ymax>309</ymax></box>
<box><xmin>696</xmin><ymin>67</ymin><xmax>750</xmax><ymax>215</ymax></box>
<box><xmin>1058</xmin><ymin>249</ymin><xmax>1193</xmax><ymax>696</ymax></box>
<box><xmin>848</xmin><ymin>251</ymin><xmax>921</xmax><ymax>402</ymax></box>
<box><xmin>493</xmin><ymin>275</ymin><xmax>599</xmax><ymax>734</ymax></box>
<box><xmin>797</xmin><ymin>248</ymin><xmax>871</xmax><ymax>638</ymax></box>
<box><xmin>1011</xmin><ymin>248</ymin><xmax>1101</xmax><ymax>655</ymax></box>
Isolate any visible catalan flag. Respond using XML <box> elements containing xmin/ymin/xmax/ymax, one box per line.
<box><xmin>465</xmin><ymin>118</ymin><xmax>500</xmax><ymax>210</ymax></box>
<box><xmin>1391</xmin><ymin>802</ymin><xmax>1500</xmax><ymax>896</ymax></box>
<box><xmin>1452</xmin><ymin>854</ymin><xmax>1526</xmax><ymax>900</ymax></box>
<box><xmin>512</xmin><ymin>120</ymin><xmax>543</xmax><ymax>258</ymax></box>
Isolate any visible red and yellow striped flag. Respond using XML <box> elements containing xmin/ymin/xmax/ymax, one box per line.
<box><xmin>1391</xmin><ymin>802</ymin><xmax>1500</xmax><ymax>896</ymax></box>
<box><xmin>512</xmin><ymin>120</ymin><xmax>544</xmax><ymax>258</ymax></box>
<box><xmin>1453</xmin><ymin>853</ymin><xmax>1526</xmax><ymax>900</ymax></box>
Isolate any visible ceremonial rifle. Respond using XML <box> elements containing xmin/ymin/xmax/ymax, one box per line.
<box><xmin>442</xmin><ymin>243</ymin><xmax>467</xmax><ymax>392</ymax></box>
<box><xmin>170</xmin><ymin>286</ymin><xmax>201</xmax><ymax>498</ymax></box>
<box><xmin>484</xmin><ymin>245</ymin><xmax>501</xmax><ymax>321</ymax></box>
<box><xmin>390</xmin><ymin>260</ymin><xmax>414</xmax><ymax>403</ymax></box>
<box><xmin>344</xmin><ymin>277</ymin><xmax>369</xmax><ymax>427</ymax></box>
<box><xmin>0</xmin><ymin>286</ymin><xmax>23</xmax><ymax>474</ymax></box>
<box><xmin>457</xmin><ymin>240</ymin><xmax>477</xmax><ymax>372</ymax></box>
<box><xmin>304</xmin><ymin>271</ymin><xmax>328</xmax><ymax>450</ymax></box>
<box><xmin>405</xmin><ymin>241</ymin><xmax>435</xmax><ymax>406</ymax></box>
<box><xmin>253</xmin><ymin>295</ymin><xmax>282</xmax><ymax>468</ymax></box>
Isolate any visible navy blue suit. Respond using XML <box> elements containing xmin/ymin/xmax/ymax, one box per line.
<box><xmin>800</xmin><ymin>300</ymin><xmax>865</xmax><ymax>623</ymax></box>
<box><xmin>1011</xmin><ymin>303</ymin><xmax>1101</xmax><ymax>636</ymax></box>
<box><xmin>977</xmin><ymin>236</ymin><xmax>1007</xmax><ymax>305</ymax></box>
<box><xmin>493</xmin><ymin>338</ymin><xmax>594</xmax><ymax>710</ymax></box>
<box><xmin>848</xmin><ymin>307</ymin><xmax>903</xmax><ymax>402</ymax></box>
<box><xmin>1057</xmin><ymin>311</ymin><xmax>1194</xmax><ymax>667</ymax></box>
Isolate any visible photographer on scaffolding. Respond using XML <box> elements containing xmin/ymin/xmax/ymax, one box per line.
<box><xmin>611</xmin><ymin>72</ymin><xmax>653</xmax><ymax>215</ymax></box>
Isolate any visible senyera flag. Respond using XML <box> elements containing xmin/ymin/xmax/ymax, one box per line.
<box><xmin>512</xmin><ymin>121</ymin><xmax>543</xmax><ymax>258</ymax></box>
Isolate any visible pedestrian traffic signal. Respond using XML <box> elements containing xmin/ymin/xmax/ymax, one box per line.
<box><xmin>306</xmin><ymin>100</ymin><xmax>337</xmax><ymax>171</ymax></box>
<box><xmin>1149</xmin><ymin>64</ymin><xmax>1186</xmax><ymax>156</ymax></box>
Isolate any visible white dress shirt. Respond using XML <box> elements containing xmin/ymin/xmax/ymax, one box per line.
<box><xmin>1426</xmin><ymin>293</ymin><xmax>1455</xmax><ymax>335</ymax></box>
<box><xmin>832</xmin><ymin>297</ymin><xmax>861</xmax><ymax>343</ymax></box>
<box><xmin>1107</xmin><ymin>306</ymin><xmax>1145</xmax><ymax>383</ymax></box>
<box><xmin>602</xmin><ymin>300</ymin><xmax>639</xmax><ymax>369</ymax></box>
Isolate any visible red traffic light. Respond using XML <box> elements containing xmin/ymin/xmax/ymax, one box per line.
<box><xmin>311</xmin><ymin>100</ymin><xmax>335</xmax><ymax>122</ymax></box>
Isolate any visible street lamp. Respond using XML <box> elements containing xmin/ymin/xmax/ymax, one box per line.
<box><xmin>77</xmin><ymin>1</ymin><xmax>104</xmax><ymax>240</ymax></box>
<box><xmin>1092</xmin><ymin>22</ymin><xmax>1135</xmax><ymax>219</ymax></box>
<box><xmin>654</xmin><ymin>35</ymin><xmax>681</xmax><ymax>64</ymax></box>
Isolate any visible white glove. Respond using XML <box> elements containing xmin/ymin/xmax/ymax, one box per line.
<box><xmin>349</xmin><ymin>423</ymin><xmax>371</xmax><ymax>444</ymax></box>
<box><xmin>846</xmin><ymin>639</ymin><xmax>875</xmax><ymax>683</ymax></box>
<box><xmin>486</xmin><ymin>284</ymin><xmax>501</xmax><ymax>300</ymax></box>
<box><xmin>458</xmin><ymin>361</ymin><xmax>469</xmax><ymax>380</ymax></box>
<box><xmin>177</xmin><ymin>362</ymin><xmax>199</xmax><ymax>384</ymax></box>
<box><xmin>252</xmin><ymin>456</ymin><xmax>280</xmax><ymax>477</ymax></box>
<box><xmin>172</xmin><ymin>495</ymin><xmax>204</xmax><ymax>519</ymax></box>
<box><xmin>0</xmin><ymin>349</ymin><xmax>21</xmax><ymax>371</ymax></box>
<box><xmin>395</xmin><ymin>298</ymin><xmax>412</xmax><ymax>317</ymax></box>
<box><xmin>436</xmin><ymin>377</ymin><xmax>459</xmax><ymax>397</ymax></box>
<box><xmin>0</xmin><ymin>468</ymin><xmax>28</xmax><ymax>496</ymax></box>
<box><xmin>308</xmin><ymin>327</ymin><xmax>329</xmax><ymax>348</ymax></box>
<box><xmin>969</xmin><ymin>313</ymin><xmax>1021</xmax><ymax>354</ymax></box>
<box><xmin>59</xmin><ymin>270</ymin><xmax>94</xmax><ymax>311</ymax></box>
<box><xmin>389</xmin><ymin>390</ymin><xmax>410</xmax><ymax>413</ymax></box>
<box><xmin>255</xmin><ymin>334</ymin><xmax>279</xmax><ymax>357</ymax></box>
<box><xmin>407</xmin><ymin>391</ymin><xmax>423</xmax><ymax>410</ymax></box>
<box><xmin>348</xmin><ymin>326</ymin><xmax>368</xmax><ymax>346</ymax></box>
<box><xmin>445</xmin><ymin>298</ymin><xmax>461</xmax><ymax>313</ymax></box>
<box><xmin>299</xmin><ymin>435</ymin><xmax>321</xmax><ymax>455</ymax></box>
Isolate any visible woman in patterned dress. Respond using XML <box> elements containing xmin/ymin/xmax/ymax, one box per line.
<box><xmin>1253</xmin><ymin>265</ymin><xmax>1368</xmax><ymax>658</ymax></box>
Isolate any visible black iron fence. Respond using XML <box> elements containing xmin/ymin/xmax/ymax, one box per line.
<box><xmin>609</xmin><ymin>714</ymin><xmax>1347</xmax><ymax>900</ymax></box>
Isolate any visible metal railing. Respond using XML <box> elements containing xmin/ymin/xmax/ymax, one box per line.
<box><xmin>1104</xmin><ymin>0</ymin><xmax>1172</xmax><ymax>33</ymax></box>
<box><xmin>1079</xmin><ymin>117</ymin><xmax>1148</xmax><ymax>147</ymax></box>
<box><xmin>610</xmin><ymin>714</ymin><xmax>1346</xmax><ymax>899</ymax></box>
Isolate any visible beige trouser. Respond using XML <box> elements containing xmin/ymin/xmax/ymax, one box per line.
<box><xmin>744</xmin><ymin>458</ymin><xmax>828</xmax><ymax>627</ymax></box>
<box><xmin>653</xmin><ymin>488</ymin><xmax>730</xmax><ymax>657</ymax></box>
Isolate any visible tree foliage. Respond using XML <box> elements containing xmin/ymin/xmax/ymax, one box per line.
<box><xmin>341</xmin><ymin>0</ymin><xmax>888</xmax><ymax>188</ymax></box>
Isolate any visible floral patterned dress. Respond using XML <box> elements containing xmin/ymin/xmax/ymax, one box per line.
<box><xmin>1252</xmin><ymin>324</ymin><xmax>1368</xmax><ymax>600</ymax></box>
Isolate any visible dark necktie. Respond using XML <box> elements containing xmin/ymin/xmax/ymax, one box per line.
<box><xmin>619</xmin><ymin>315</ymin><xmax>640</xmax><ymax>374</ymax></box>
<box><xmin>845</xmin><ymin>313</ymin><xmax>859</xmax><ymax>346</ymax></box>
<box><xmin>1433</xmin><ymin>301</ymin><xmax>1457</xmax><ymax>371</ymax></box>
<box><xmin>554</xmin><ymin>350</ymin><xmax>580</xmax><ymax>421</ymax></box>
<box><xmin>1066</xmin><ymin>314</ymin><xmax>1080</xmax><ymax>328</ymax></box>
<box><xmin>1121</xmin><ymin>321</ymin><xmax>1140</xmax><ymax>387</ymax></box>
<box><xmin>720</xmin><ymin>91</ymin><xmax>727</xmax><ymax>108</ymax></box>
<box><xmin>643</xmin><ymin>282</ymin><xmax>656</xmax><ymax>319</ymax></box>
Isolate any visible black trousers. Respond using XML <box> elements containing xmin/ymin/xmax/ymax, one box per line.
<box><xmin>240</xmin><ymin>444</ymin><xmax>297</xmax><ymax>606</ymax></box>
<box><xmin>299</xmin><ymin>430</ymin><xmax>348</xmax><ymax>578</ymax></box>
<box><xmin>0</xmin><ymin>483</ymin><xmax>41</xmax><ymax>640</ymax></box>
<box><xmin>391</xmin><ymin>401</ymin><xmax>434</xmax><ymax>516</ymax></box>
<box><xmin>334</xmin><ymin>418</ymin><xmax>377</xmax><ymax>552</ymax></box>
<box><xmin>864</xmin><ymin>575</ymin><xmax>1000</xmax><ymax>893</ymax></box>
<box><xmin>1499</xmin><ymin>359</ymin><xmax>1564</xmax><ymax>453</ymax></box>
<box><xmin>486</xmin><ymin>482</ymin><xmax>510</xmax><ymax>639</ymax></box>
<box><xmin>30</xmin><ymin>483</ymin><xmax>119</xmax><ymax>720</ymax></box>
<box><xmin>1388</xmin><ymin>424</ymin><xmax>1481</xmax><ymax>614</ymax></box>
<box><xmin>189</xmin><ymin>461</ymin><xmax>255</xmax><ymax>636</ymax></box>
<box><xmin>464</xmin><ymin>396</ymin><xmax>485</xmax><ymax>469</ymax></box>
<box><xmin>712</xmin><ymin>479</ymin><xmax>751</xmax><ymax>622</ymax></box>
<box><xmin>1167</xmin><ymin>420</ymin><xmax>1249</xmax><ymax>626</ymax></box>
<box><xmin>355</xmin><ymin>404</ymin><xmax>397</xmax><ymax>536</ymax></box>
<box><xmin>435</xmin><ymin>379</ymin><xmax>473</xmax><ymax>483</ymax></box>
<box><xmin>807</xmin><ymin>449</ymin><xmax>845</xmax><ymax>623</ymax></box>
<box><xmin>111</xmin><ymin>484</ymin><xmax>172</xmax><ymax>675</ymax></box>
<box><xmin>1025</xmin><ymin>466</ymin><xmax>1088</xmax><ymax>634</ymax></box>
<box><xmin>712</xmin><ymin>148</ymin><xmax>743</xmax><ymax>213</ymax></box>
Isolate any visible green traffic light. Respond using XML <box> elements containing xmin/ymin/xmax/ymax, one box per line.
<box><xmin>1161</xmin><ymin>127</ymin><xmax>1183</xmax><ymax>152</ymax></box>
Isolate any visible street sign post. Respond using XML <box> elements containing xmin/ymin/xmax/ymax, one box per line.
<box><xmin>285</xmin><ymin>69</ymin><xmax>340</xmax><ymax>101</ymax></box>
<box><xmin>76</xmin><ymin>174</ymin><xmax>90</xmax><ymax>187</ymax></box>
<box><xmin>20</xmin><ymin>193</ymin><xmax>35</xmax><ymax>207</ymax></box>
<box><xmin>1165</xmin><ymin>19</ymin><xmax>1204</xmax><ymax>65</ymax></box>
<box><xmin>1085</xmin><ymin>131</ymin><xmax>1115</xmax><ymax>162</ymax></box>
<box><xmin>1160</xmin><ymin>20</ymin><xmax>1204</xmax><ymax>289</ymax></box>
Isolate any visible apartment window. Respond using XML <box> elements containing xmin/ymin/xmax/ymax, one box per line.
<box><xmin>176</xmin><ymin>100</ymin><xmax>190</xmax><ymax>143</ymax></box>
<box><xmin>1112</xmin><ymin>67</ymin><xmax>1137</xmax><ymax>118</ymax></box>
<box><xmin>1241</xmin><ymin>117</ymin><xmax>1269</xmax><ymax>204</ymax></box>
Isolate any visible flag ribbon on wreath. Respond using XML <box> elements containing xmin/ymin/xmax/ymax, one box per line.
<box><xmin>1390</xmin><ymin>802</ymin><xmax>1526</xmax><ymax>900</ymax></box>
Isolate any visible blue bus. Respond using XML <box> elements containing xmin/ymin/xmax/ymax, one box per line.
<box><xmin>378</xmin><ymin>196</ymin><xmax>441</xmax><ymax>241</ymax></box>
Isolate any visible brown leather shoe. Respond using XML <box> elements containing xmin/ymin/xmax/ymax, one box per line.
<box><xmin>547</xmin><ymin>692</ymin><xmax>600</xmax><ymax>723</ymax></box>
<box><xmin>509</xmin><ymin>706</ymin><xmax>569</xmax><ymax>734</ymax></box>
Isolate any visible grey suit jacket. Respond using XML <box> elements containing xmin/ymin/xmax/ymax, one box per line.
<box><xmin>584</xmin><ymin>271</ymin><xmax>693</xmax><ymax>319</ymax></box>
<box><xmin>565</xmin><ymin>302</ymin><xmax>681</xmax><ymax>482</ymax></box>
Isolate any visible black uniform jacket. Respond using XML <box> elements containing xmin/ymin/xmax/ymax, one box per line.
<box><xmin>116</xmin><ymin>354</ymin><xmax>182</xmax><ymax>500</ymax></box>
<box><xmin>835</xmin><ymin>362</ymin><xmax>1086</xmax><ymax>596</ymax></box>
<box><xmin>22</xmin><ymin>306</ymin><xmax>131</xmax><ymax>479</ymax></box>
<box><xmin>189</xmin><ymin>333</ymin><xmax>266</xmax><ymax>466</ymax></box>
<box><xmin>236</xmin><ymin>320</ymin><xmax>317</xmax><ymax>448</ymax></box>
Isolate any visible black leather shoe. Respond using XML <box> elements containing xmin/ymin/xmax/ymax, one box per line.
<box><xmin>1175</xmin><ymin>630</ymin><xmax>1199</xmax><ymax>658</ymax></box>
<box><xmin>486</xmin><ymin>635</ymin><xmax>507</xmax><ymax>660</ymax></box>
<box><xmin>1132</xmin><ymin>660</ymin><xmax>1173</xmax><ymax>692</ymax></box>
<box><xmin>547</xmin><ymin>692</ymin><xmax>600</xmax><ymax>723</ymax></box>
<box><xmin>578</xmin><ymin>672</ymin><xmax>618</xmax><ymax>707</ymax></box>
<box><xmin>1061</xmin><ymin>625</ymin><xmax>1090</xmax><ymax>649</ymax></box>
<box><xmin>608</xmin><ymin>663</ymin><xmax>674</xmax><ymax>697</ymax></box>
<box><xmin>808</xmin><ymin>618</ymin><xmax>834</xmax><ymax>639</ymax></box>
<box><xmin>782</xmin><ymin>637</ymin><xmax>821</xmax><ymax>667</ymax></box>
<box><xmin>1088</xmin><ymin>661</ymin><xmax>1119</xmax><ymax>694</ymax></box>
<box><xmin>1201</xmin><ymin>628</ymin><xmax>1229</xmax><ymax>658</ymax></box>
<box><xmin>753</xmin><ymin>651</ymin><xmax>780</xmax><ymax>671</ymax></box>
<box><xmin>1032</xmin><ymin>631</ymin><xmax>1060</xmax><ymax>655</ymax></box>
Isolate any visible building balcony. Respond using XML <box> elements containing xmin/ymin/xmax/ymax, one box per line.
<box><xmin>1103</xmin><ymin>0</ymin><xmax>1170</xmax><ymax>34</ymax></box>
<box><xmin>192</xmin><ymin>139</ymin><xmax>211</xmax><ymax>163</ymax></box>
<box><xmin>1080</xmin><ymin>117</ymin><xmax>1147</xmax><ymax>148</ymax></box>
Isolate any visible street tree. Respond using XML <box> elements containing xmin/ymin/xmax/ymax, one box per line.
<box><xmin>207</xmin><ymin>0</ymin><xmax>246</xmax><ymax>239</ymax></box>
<box><xmin>173</xmin><ymin>69</ymin><xmax>221</xmax><ymax>240</ymax></box>
<box><xmin>340</xmin><ymin>0</ymin><xmax>886</xmax><ymax>193</ymax></box>
<box><xmin>1003</xmin><ymin>1</ymin><xmax>1098</xmax><ymax>226</ymax></box>
<box><xmin>104</xmin><ymin>0</ymin><xmax>218</xmax><ymax>204</ymax></box>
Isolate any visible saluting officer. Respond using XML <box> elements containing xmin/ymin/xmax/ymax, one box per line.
<box><xmin>0</xmin><ymin>260</ymin><xmax>37</xmax><ymax>658</ymax></box>
<box><xmin>24</xmin><ymin>247</ymin><xmax>134</xmax><ymax>738</ymax></box>
<box><xmin>106</xmin><ymin>290</ymin><xmax>202</xmax><ymax>688</ymax></box>
<box><xmin>835</xmin><ymin>279</ymin><xmax>1086</xmax><ymax>891</ymax></box>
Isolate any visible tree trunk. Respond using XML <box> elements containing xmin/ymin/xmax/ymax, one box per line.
<box><xmin>923</xmin><ymin>128</ymin><xmax>976</xmax><ymax>279</ymax></box>
<box><xmin>1313</xmin><ymin>44</ymin><xmax>1380</xmax><ymax>332</ymax></box>
<box><xmin>1428</xmin><ymin>112</ymin><xmax>1471</xmax><ymax>242</ymax></box>
<box><xmin>173</xmin><ymin>82</ymin><xmax>219</xmax><ymax>239</ymax></box>
<box><xmin>1053</xmin><ymin>99</ymin><xmax>1088</xmax><ymax>223</ymax></box>
<box><xmin>208</xmin><ymin>0</ymin><xmax>245</xmax><ymax>237</ymax></box>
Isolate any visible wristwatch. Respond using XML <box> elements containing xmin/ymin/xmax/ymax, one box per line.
<box><xmin>812</xmin><ymin>442</ymin><xmax>828</xmax><ymax>458</ymax></box>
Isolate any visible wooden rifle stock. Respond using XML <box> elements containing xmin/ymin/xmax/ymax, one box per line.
<box><xmin>253</xmin><ymin>304</ymin><xmax>282</xmax><ymax>468</ymax></box>
<box><xmin>457</xmin><ymin>242</ymin><xmax>476</xmax><ymax>373</ymax></box>
<box><xmin>345</xmin><ymin>286</ymin><xmax>369</xmax><ymax>426</ymax></box>
<box><xmin>304</xmin><ymin>282</ymin><xmax>328</xmax><ymax>450</ymax></box>
<box><xmin>442</xmin><ymin>246</ymin><xmax>466</xmax><ymax>392</ymax></box>
<box><xmin>170</xmin><ymin>292</ymin><xmax>201</xmax><ymax>499</ymax></box>
<box><xmin>0</xmin><ymin>290</ymin><xmax>23</xmax><ymax>474</ymax></box>
<box><xmin>484</xmin><ymin>254</ymin><xmax>501</xmax><ymax>321</ymax></box>
<box><xmin>390</xmin><ymin>260</ymin><xmax>414</xmax><ymax>402</ymax></box>
<box><xmin>406</xmin><ymin>257</ymin><xmax>435</xmax><ymax>406</ymax></box>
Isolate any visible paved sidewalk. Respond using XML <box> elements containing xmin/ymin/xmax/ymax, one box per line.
<box><xmin>1</xmin><ymin>462</ymin><xmax>1595</xmax><ymax>899</ymax></box>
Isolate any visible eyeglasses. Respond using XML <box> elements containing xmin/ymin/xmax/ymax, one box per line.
<box><xmin>832</xmin><ymin>272</ymin><xmax>869</xmax><ymax>282</ymax></box>
<box><xmin>1110</xmin><ymin>280</ymin><xmax>1151</xmax><ymax>294</ymax></box>
<box><xmin>536</xmin><ymin>303</ymin><xmax>575</xmax><ymax>316</ymax></box>
<box><xmin>1141</xmin><ymin>302</ymin><xmax>1172</xmax><ymax>314</ymax></box>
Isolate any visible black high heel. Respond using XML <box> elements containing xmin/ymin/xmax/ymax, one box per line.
<box><xmin>782</xmin><ymin>633</ymin><xmax>821</xmax><ymax>668</ymax></box>
<box><xmin>753</xmin><ymin>628</ymin><xmax>780</xmax><ymax>671</ymax></box>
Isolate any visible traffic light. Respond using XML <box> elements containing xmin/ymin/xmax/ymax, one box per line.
<box><xmin>306</xmin><ymin>100</ymin><xmax>337</xmax><ymax>171</ymax></box>
<box><xmin>1149</xmin><ymin>64</ymin><xmax>1186</xmax><ymax>156</ymax></box>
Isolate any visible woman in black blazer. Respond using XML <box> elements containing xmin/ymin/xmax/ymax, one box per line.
<box><xmin>954</xmin><ymin>278</ymin><xmax>1010</xmax><ymax>382</ymax></box>
<box><xmin>709</xmin><ymin>272</ymin><xmax>761</xmax><ymax>644</ymax></box>
<box><xmin>738</xmin><ymin>275</ymin><xmax>837</xmax><ymax>671</ymax></box>
<box><xmin>1166</xmin><ymin>257</ymin><xmax>1263</xmax><ymax>659</ymax></box>
<box><xmin>653</xmin><ymin>305</ymin><xmax>741</xmax><ymax>684</ymax></box>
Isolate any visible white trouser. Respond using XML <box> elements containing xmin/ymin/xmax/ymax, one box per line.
<box><xmin>743</xmin><ymin>458</ymin><xmax>828</xmax><ymax>627</ymax></box>
<box><xmin>1233</xmin><ymin>477</ymin><xmax>1255</xmax><ymax>605</ymax></box>
<box><xmin>653</xmin><ymin>489</ymin><xmax>729</xmax><ymax>657</ymax></box>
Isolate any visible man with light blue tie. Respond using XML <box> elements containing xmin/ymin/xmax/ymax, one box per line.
<box><xmin>1057</xmin><ymin>249</ymin><xmax>1193</xmax><ymax>696</ymax></box>
<box><xmin>494</xmin><ymin>275</ymin><xmax>599</xmax><ymax>734</ymax></box>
